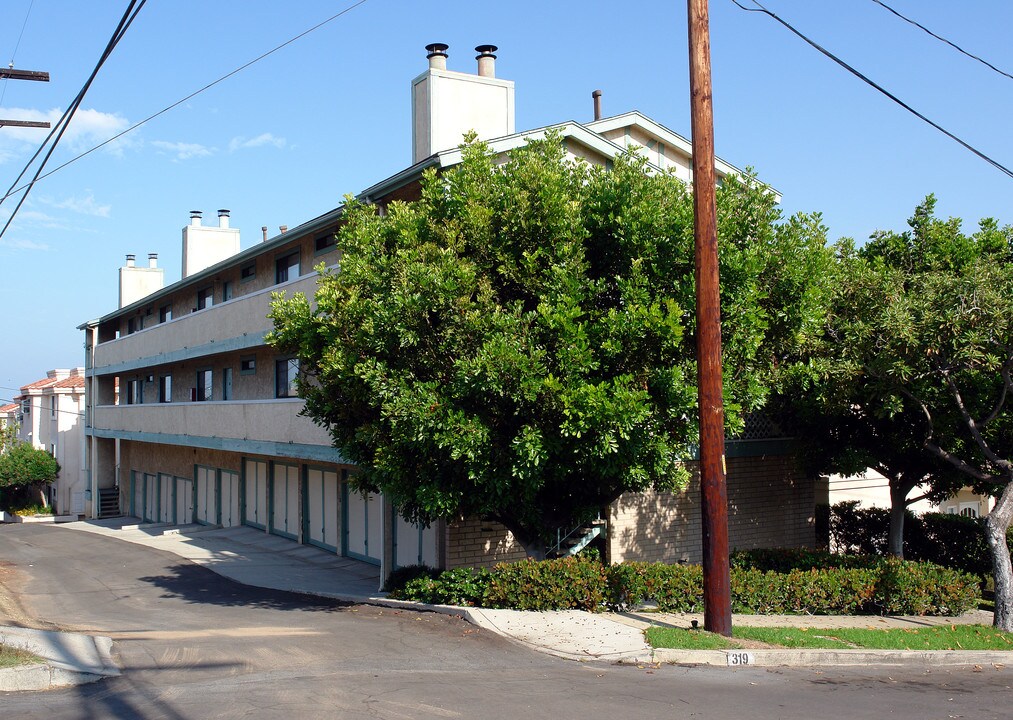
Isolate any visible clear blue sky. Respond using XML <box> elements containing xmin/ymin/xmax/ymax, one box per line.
<box><xmin>2</xmin><ymin>0</ymin><xmax>1012</xmax><ymax>395</ymax></box>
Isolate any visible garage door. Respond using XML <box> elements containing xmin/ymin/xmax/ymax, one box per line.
<box><xmin>344</xmin><ymin>483</ymin><xmax>381</xmax><ymax>565</ymax></box>
<box><xmin>130</xmin><ymin>471</ymin><xmax>143</xmax><ymax>519</ymax></box>
<box><xmin>195</xmin><ymin>466</ymin><xmax>217</xmax><ymax>525</ymax></box>
<box><xmin>394</xmin><ymin>515</ymin><xmax>438</xmax><ymax>569</ymax></box>
<box><xmin>304</xmin><ymin>467</ymin><xmax>339</xmax><ymax>552</ymax></box>
<box><xmin>243</xmin><ymin>459</ymin><xmax>268</xmax><ymax>530</ymax></box>
<box><xmin>143</xmin><ymin>473</ymin><xmax>158</xmax><ymax>523</ymax></box>
<box><xmin>271</xmin><ymin>463</ymin><xmax>300</xmax><ymax>540</ymax></box>
<box><xmin>158</xmin><ymin>474</ymin><xmax>173</xmax><ymax>524</ymax></box>
<box><xmin>175</xmin><ymin>476</ymin><xmax>193</xmax><ymax>524</ymax></box>
<box><xmin>220</xmin><ymin>470</ymin><xmax>241</xmax><ymax>527</ymax></box>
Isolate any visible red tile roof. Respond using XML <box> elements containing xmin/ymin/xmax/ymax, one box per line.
<box><xmin>53</xmin><ymin>376</ymin><xmax>85</xmax><ymax>389</ymax></box>
<box><xmin>0</xmin><ymin>403</ymin><xmax>17</xmax><ymax>414</ymax></box>
<box><xmin>20</xmin><ymin>376</ymin><xmax>59</xmax><ymax>391</ymax></box>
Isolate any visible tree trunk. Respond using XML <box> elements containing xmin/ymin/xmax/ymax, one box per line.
<box><xmin>985</xmin><ymin>482</ymin><xmax>1013</xmax><ymax>631</ymax></box>
<box><xmin>887</xmin><ymin>476</ymin><xmax>917</xmax><ymax>558</ymax></box>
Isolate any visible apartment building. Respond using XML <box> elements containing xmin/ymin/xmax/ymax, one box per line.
<box><xmin>81</xmin><ymin>44</ymin><xmax>815</xmax><ymax>581</ymax></box>
<box><xmin>12</xmin><ymin>369</ymin><xmax>87</xmax><ymax>515</ymax></box>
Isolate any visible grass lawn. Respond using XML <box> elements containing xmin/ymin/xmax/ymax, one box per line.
<box><xmin>646</xmin><ymin>624</ymin><xmax>1013</xmax><ymax>651</ymax></box>
<box><xmin>0</xmin><ymin>643</ymin><xmax>42</xmax><ymax>669</ymax></box>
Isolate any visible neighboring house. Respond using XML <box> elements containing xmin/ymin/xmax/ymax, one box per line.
<box><xmin>12</xmin><ymin>369</ymin><xmax>87</xmax><ymax>515</ymax></box>
<box><xmin>80</xmin><ymin>44</ymin><xmax>814</xmax><ymax>583</ymax></box>
<box><xmin>0</xmin><ymin>402</ymin><xmax>17</xmax><ymax>430</ymax></box>
<box><xmin>828</xmin><ymin>469</ymin><xmax>993</xmax><ymax>518</ymax></box>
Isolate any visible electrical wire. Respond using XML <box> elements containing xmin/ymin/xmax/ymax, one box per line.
<box><xmin>1</xmin><ymin>0</ymin><xmax>372</xmax><ymax>206</ymax></box>
<box><xmin>870</xmin><ymin>0</ymin><xmax>1013</xmax><ymax>82</ymax></box>
<box><xmin>0</xmin><ymin>0</ymin><xmax>36</xmax><ymax>106</ymax></box>
<box><xmin>1</xmin><ymin>397</ymin><xmax>86</xmax><ymax>419</ymax></box>
<box><xmin>0</xmin><ymin>0</ymin><xmax>146</xmax><ymax>242</ymax></box>
<box><xmin>731</xmin><ymin>0</ymin><xmax>1013</xmax><ymax>181</ymax></box>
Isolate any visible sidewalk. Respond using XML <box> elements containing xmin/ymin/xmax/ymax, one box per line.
<box><xmin>1</xmin><ymin>517</ymin><xmax>1009</xmax><ymax>692</ymax></box>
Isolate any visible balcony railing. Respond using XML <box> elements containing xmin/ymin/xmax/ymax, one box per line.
<box><xmin>91</xmin><ymin>273</ymin><xmax>320</xmax><ymax>373</ymax></box>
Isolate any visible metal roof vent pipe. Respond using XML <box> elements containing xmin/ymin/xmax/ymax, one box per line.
<box><xmin>218</xmin><ymin>209</ymin><xmax>230</xmax><ymax>229</ymax></box>
<box><xmin>262</xmin><ymin>226</ymin><xmax>268</xmax><ymax>242</ymax></box>
<box><xmin>426</xmin><ymin>43</ymin><xmax>449</xmax><ymax>70</ymax></box>
<box><xmin>279</xmin><ymin>225</ymin><xmax>288</xmax><ymax>234</ymax></box>
<box><xmin>592</xmin><ymin>89</ymin><xmax>602</xmax><ymax>121</ymax></box>
<box><xmin>189</xmin><ymin>210</ymin><xmax>202</xmax><ymax>226</ymax></box>
<box><xmin>475</xmin><ymin>45</ymin><xmax>497</xmax><ymax>77</ymax></box>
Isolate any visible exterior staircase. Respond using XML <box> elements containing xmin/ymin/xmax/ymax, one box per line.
<box><xmin>547</xmin><ymin>519</ymin><xmax>607</xmax><ymax>558</ymax></box>
<box><xmin>97</xmin><ymin>487</ymin><xmax>120</xmax><ymax>518</ymax></box>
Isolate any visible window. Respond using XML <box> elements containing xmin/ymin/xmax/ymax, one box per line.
<box><xmin>222</xmin><ymin>281</ymin><xmax>233</xmax><ymax>302</ymax></box>
<box><xmin>315</xmin><ymin>232</ymin><xmax>336</xmax><ymax>255</ymax></box>
<box><xmin>275</xmin><ymin>252</ymin><xmax>300</xmax><ymax>284</ymax></box>
<box><xmin>158</xmin><ymin>375</ymin><xmax>172</xmax><ymax>403</ymax></box>
<box><xmin>222</xmin><ymin>367</ymin><xmax>233</xmax><ymax>401</ymax></box>
<box><xmin>195</xmin><ymin>369</ymin><xmax>213</xmax><ymax>401</ymax></box>
<box><xmin>127</xmin><ymin>317</ymin><xmax>137</xmax><ymax>335</ymax></box>
<box><xmin>275</xmin><ymin>358</ymin><xmax>300</xmax><ymax>398</ymax></box>
<box><xmin>196</xmin><ymin>287</ymin><xmax>214</xmax><ymax>311</ymax></box>
<box><xmin>21</xmin><ymin>399</ymin><xmax>30</xmax><ymax>414</ymax></box>
<box><xmin>50</xmin><ymin>396</ymin><xmax>56</xmax><ymax>417</ymax></box>
<box><xmin>240</xmin><ymin>262</ymin><xmax>256</xmax><ymax>283</ymax></box>
<box><xmin>159</xmin><ymin>304</ymin><xmax>172</xmax><ymax>323</ymax></box>
<box><xmin>240</xmin><ymin>356</ymin><xmax>256</xmax><ymax>375</ymax></box>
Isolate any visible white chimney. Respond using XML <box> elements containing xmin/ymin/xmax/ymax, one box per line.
<box><xmin>411</xmin><ymin>43</ymin><xmax>515</xmax><ymax>164</ymax></box>
<box><xmin>119</xmin><ymin>252</ymin><xmax>164</xmax><ymax>308</ymax></box>
<box><xmin>182</xmin><ymin>209</ymin><xmax>241</xmax><ymax>278</ymax></box>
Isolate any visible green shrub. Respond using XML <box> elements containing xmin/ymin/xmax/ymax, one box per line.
<box><xmin>485</xmin><ymin>556</ymin><xmax>608</xmax><ymax>611</ymax></box>
<box><xmin>606</xmin><ymin>562</ymin><xmax>702</xmax><ymax>612</ymax></box>
<box><xmin>730</xmin><ymin>547</ymin><xmax>878</xmax><ymax>572</ymax></box>
<box><xmin>382</xmin><ymin>564</ymin><xmax>439</xmax><ymax>594</ymax></box>
<box><xmin>872</xmin><ymin>558</ymin><xmax>980</xmax><ymax>616</ymax></box>
<box><xmin>389</xmin><ymin>552</ymin><xmax>979</xmax><ymax>616</ymax></box>
<box><xmin>392</xmin><ymin>567</ymin><xmax>491</xmax><ymax>606</ymax></box>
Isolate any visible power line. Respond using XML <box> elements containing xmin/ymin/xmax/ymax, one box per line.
<box><xmin>0</xmin><ymin>0</ymin><xmax>36</xmax><ymax>106</ymax></box>
<box><xmin>0</xmin><ymin>0</ymin><xmax>146</xmax><ymax>242</ymax></box>
<box><xmin>731</xmin><ymin>0</ymin><xmax>1013</xmax><ymax>181</ymax></box>
<box><xmin>1</xmin><ymin>0</ymin><xmax>372</xmax><ymax>205</ymax></box>
<box><xmin>870</xmin><ymin>0</ymin><xmax>1013</xmax><ymax>82</ymax></box>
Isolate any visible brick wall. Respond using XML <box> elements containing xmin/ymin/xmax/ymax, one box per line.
<box><xmin>607</xmin><ymin>453</ymin><xmax>815</xmax><ymax>565</ymax></box>
<box><xmin>445</xmin><ymin>517</ymin><xmax>527</xmax><ymax>569</ymax></box>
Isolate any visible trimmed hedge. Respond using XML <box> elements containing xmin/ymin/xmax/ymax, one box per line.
<box><xmin>388</xmin><ymin>552</ymin><xmax>980</xmax><ymax>616</ymax></box>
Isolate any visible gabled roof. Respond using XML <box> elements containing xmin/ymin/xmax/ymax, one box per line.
<box><xmin>53</xmin><ymin>375</ymin><xmax>85</xmax><ymax>389</ymax></box>
<box><xmin>87</xmin><ymin>109</ymin><xmax>770</xmax><ymax>325</ymax></box>
<box><xmin>0</xmin><ymin>402</ymin><xmax>18</xmax><ymax>414</ymax></box>
<box><xmin>20</xmin><ymin>376</ymin><xmax>60</xmax><ymax>392</ymax></box>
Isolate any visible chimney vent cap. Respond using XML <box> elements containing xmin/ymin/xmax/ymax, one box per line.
<box><xmin>218</xmin><ymin>209</ymin><xmax>230</xmax><ymax>217</ymax></box>
<box><xmin>425</xmin><ymin>43</ymin><xmax>449</xmax><ymax>58</ymax></box>
<box><xmin>475</xmin><ymin>44</ymin><xmax>498</xmax><ymax>57</ymax></box>
<box><xmin>189</xmin><ymin>210</ymin><xmax>202</xmax><ymax>218</ymax></box>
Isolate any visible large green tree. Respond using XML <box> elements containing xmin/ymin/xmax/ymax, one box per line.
<box><xmin>788</xmin><ymin>198</ymin><xmax>1013</xmax><ymax>629</ymax></box>
<box><xmin>269</xmin><ymin>135</ymin><xmax>832</xmax><ymax>556</ymax></box>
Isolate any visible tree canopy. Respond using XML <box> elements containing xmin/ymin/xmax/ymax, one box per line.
<box><xmin>780</xmin><ymin>196</ymin><xmax>1013</xmax><ymax>629</ymax></box>
<box><xmin>0</xmin><ymin>440</ymin><xmax>60</xmax><ymax>491</ymax></box>
<box><xmin>269</xmin><ymin>134</ymin><xmax>832</xmax><ymax>555</ymax></box>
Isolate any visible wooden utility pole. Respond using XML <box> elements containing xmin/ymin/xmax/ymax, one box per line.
<box><xmin>687</xmin><ymin>0</ymin><xmax>732</xmax><ymax>636</ymax></box>
<box><xmin>0</xmin><ymin>67</ymin><xmax>51</xmax><ymax>129</ymax></box>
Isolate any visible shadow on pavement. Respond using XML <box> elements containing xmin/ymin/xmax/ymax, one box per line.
<box><xmin>138</xmin><ymin>563</ymin><xmax>354</xmax><ymax>613</ymax></box>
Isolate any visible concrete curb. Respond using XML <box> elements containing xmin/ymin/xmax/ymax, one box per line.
<box><xmin>649</xmin><ymin>647</ymin><xmax>1013</xmax><ymax>668</ymax></box>
<box><xmin>0</xmin><ymin>626</ymin><xmax>119</xmax><ymax>693</ymax></box>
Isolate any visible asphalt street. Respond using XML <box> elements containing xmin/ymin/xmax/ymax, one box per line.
<box><xmin>1</xmin><ymin>523</ymin><xmax>1010</xmax><ymax>719</ymax></box>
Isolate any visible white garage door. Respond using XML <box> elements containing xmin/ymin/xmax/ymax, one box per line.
<box><xmin>271</xmin><ymin>463</ymin><xmax>300</xmax><ymax>540</ymax></box>
<box><xmin>243</xmin><ymin>459</ymin><xmax>268</xmax><ymax>530</ymax></box>
<box><xmin>158</xmin><ymin>474</ymin><xmax>173</xmax><ymax>524</ymax></box>
<box><xmin>394</xmin><ymin>515</ymin><xmax>439</xmax><ymax>569</ymax></box>
<box><xmin>143</xmin><ymin>473</ymin><xmax>157</xmax><ymax>523</ymax></box>
<box><xmin>345</xmin><ymin>484</ymin><xmax>381</xmax><ymax>565</ymax></box>
<box><xmin>195</xmin><ymin>466</ymin><xmax>217</xmax><ymax>525</ymax></box>
<box><xmin>220</xmin><ymin>470</ymin><xmax>241</xmax><ymax>527</ymax></box>
<box><xmin>175</xmin><ymin>476</ymin><xmax>193</xmax><ymax>525</ymax></box>
<box><xmin>304</xmin><ymin>467</ymin><xmax>339</xmax><ymax>552</ymax></box>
